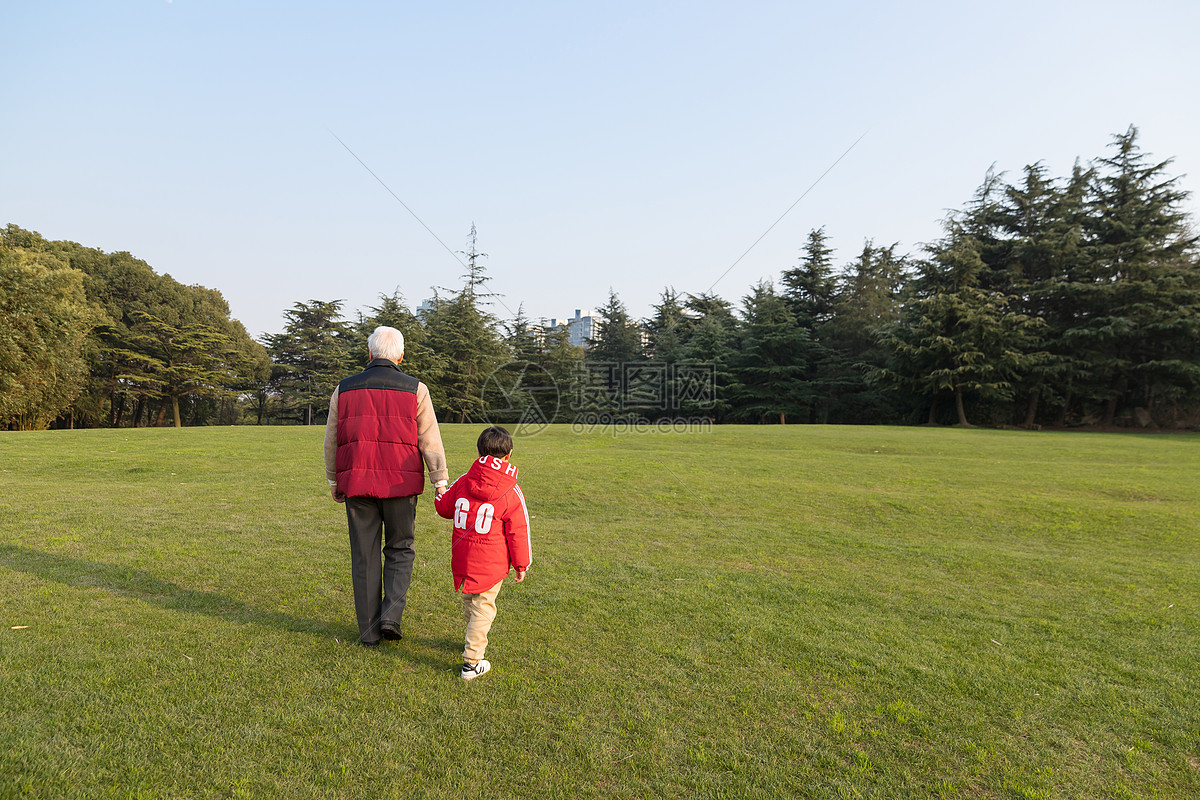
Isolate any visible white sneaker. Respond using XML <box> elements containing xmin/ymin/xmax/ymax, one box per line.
<box><xmin>461</xmin><ymin>660</ymin><xmax>491</xmax><ymax>681</ymax></box>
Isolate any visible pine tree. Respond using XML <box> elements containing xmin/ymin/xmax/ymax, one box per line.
<box><xmin>824</xmin><ymin>242</ymin><xmax>909</xmax><ymax>422</ymax></box>
<box><xmin>958</xmin><ymin>166</ymin><xmax>1014</xmax><ymax>293</ymax></box>
<box><xmin>679</xmin><ymin>305</ymin><xmax>737</xmax><ymax>422</ymax></box>
<box><xmin>877</xmin><ymin>231</ymin><xmax>1044</xmax><ymax>426</ymax></box>
<box><xmin>483</xmin><ymin>305</ymin><xmax>581</xmax><ymax>427</ymax></box>
<box><xmin>458</xmin><ymin>223</ymin><xmax>492</xmax><ymax>305</ymax></box>
<box><xmin>731</xmin><ymin>282</ymin><xmax>811</xmax><ymax>424</ymax></box>
<box><xmin>997</xmin><ymin>162</ymin><xmax>1089</xmax><ymax>426</ymax></box>
<box><xmin>423</xmin><ymin>227</ymin><xmax>509</xmax><ymax>423</ymax></box>
<box><xmin>680</xmin><ymin>292</ymin><xmax>739</xmax><ymax>421</ymax></box>
<box><xmin>353</xmin><ymin>290</ymin><xmax>446</xmax><ymax>395</ymax></box>
<box><xmin>685</xmin><ymin>292</ymin><xmax>739</xmax><ymax>329</ymax></box>
<box><xmin>264</xmin><ymin>300</ymin><xmax>353</xmax><ymax>425</ymax></box>
<box><xmin>644</xmin><ymin>287</ymin><xmax>692</xmax><ymax>363</ymax></box>
<box><xmin>504</xmin><ymin>304</ymin><xmax>541</xmax><ymax>362</ymax></box>
<box><xmin>588</xmin><ymin>290</ymin><xmax>644</xmax><ymax>363</ymax></box>
<box><xmin>781</xmin><ymin>227</ymin><xmax>840</xmax><ymax>422</ymax></box>
<box><xmin>640</xmin><ymin>288</ymin><xmax>696</xmax><ymax>418</ymax></box>
<box><xmin>480</xmin><ymin>305</ymin><xmax>542</xmax><ymax>426</ymax></box>
<box><xmin>781</xmin><ymin>227</ymin><xmax>837</xmax><ymax>326</ymax></box>
<box><xmin>1077</xmin><ymin>126</ymin><xmax>1200</xmax><ymax>425</ymax></box>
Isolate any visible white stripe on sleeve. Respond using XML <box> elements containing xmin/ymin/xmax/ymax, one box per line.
<box><xmin>513</xmin><ymin>485</ymin><xmax>532</xmax><ymax>565</ymax></box>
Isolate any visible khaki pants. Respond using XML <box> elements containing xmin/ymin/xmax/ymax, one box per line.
<box><xmin>462</xmin><ymin>579</ymin><xmax>504</xmax><ymax>665</ymax></box>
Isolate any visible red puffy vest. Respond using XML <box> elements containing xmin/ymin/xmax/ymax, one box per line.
<box><xmin>335</xmin><ymin>359</ymin><xmax>425</xmax><ymax>498</ymax></box>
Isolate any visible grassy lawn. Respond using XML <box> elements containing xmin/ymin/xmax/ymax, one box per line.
<box><xmin>1</xmin><ymin>424</ymin><xmax>1197</xmax><ymax>799</ymax></box>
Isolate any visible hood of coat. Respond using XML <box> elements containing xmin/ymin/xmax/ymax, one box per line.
<box><xmin>462</xmin><ymin>455</ymin><xmax>519</xmax><ymax>500</ymax></box>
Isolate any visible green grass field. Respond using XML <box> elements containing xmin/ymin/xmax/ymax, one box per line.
<box><xmin>1</xmin><ymin>424</ymin><xmax>1197</xmax><ymax>799</ymax></box>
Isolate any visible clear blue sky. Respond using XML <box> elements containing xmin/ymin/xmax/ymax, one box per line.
<box><xmin>5</xmin><ymin>1</ymin><xmax>1199</xmax><ymax>338</ymax></box>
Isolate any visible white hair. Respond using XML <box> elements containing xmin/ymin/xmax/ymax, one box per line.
<box><xmin>367</xmin><ymin>326</ymin><xmax>405</xmax><ymax>362</ymax></box>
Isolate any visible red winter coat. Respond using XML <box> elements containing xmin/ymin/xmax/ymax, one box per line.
<box><xmin>434</xmin><ymin>455</ymin><xmax>532</xmax><ymax>594</ymax></box>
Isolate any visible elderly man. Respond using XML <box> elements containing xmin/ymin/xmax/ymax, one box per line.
<box><xmin>324</xmin><ymin>326</ymin><xmax>449</xmax><ymax>647</ymax></box>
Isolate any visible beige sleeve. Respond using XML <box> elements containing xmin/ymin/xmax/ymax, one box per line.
<box><xmin>416</xmin><ymin>381</ymin><xmax>449</xmax><ymax>485</ymax></box>
<box><xmin>323</xmin><ymin>387</ymin><xmax>339</xmax><ymax>483</ymax></box>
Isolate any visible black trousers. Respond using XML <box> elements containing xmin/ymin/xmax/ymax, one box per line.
<box><xmin>345</xmin><ymin>495</ymin><xmax>418</xmax><ymax>643</ymax></box>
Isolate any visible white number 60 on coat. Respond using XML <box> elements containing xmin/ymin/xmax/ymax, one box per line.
<box><xmin>453</xmin><ymin>497</ymin><xmax>495</xmax><ymax>534</ymax></box>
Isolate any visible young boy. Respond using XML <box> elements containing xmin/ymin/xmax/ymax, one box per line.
<box><xmin>434</xmin><ymin>426</ymin><xmax>531</xmax><ymax>680</ymax></box>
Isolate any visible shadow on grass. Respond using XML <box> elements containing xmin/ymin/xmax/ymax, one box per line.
<box><xmin>0</xmin><ymin>544</ymin><xmax>462</xmax><ymax>670</ymax></box>
<box><xmin>0</xmin><ymin>542</ymin><xmax>350</xmax><ymax>638</ymax></box>
<box><xmin>406</xmin><ymin>634</ymin><xmax>463</xmax><ymax>653</ymax></box>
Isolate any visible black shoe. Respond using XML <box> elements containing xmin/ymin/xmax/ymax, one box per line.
<box><xmin>360</xmin><ymin>639</ymin><xmax>381</xmax><ymax>648</ymax></box>
<box><xmin>380</xmin><ymin>623</ymin><xmax>402</xmax><ymax>641</ymax></box>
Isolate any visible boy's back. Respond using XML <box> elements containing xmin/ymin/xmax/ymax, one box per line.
<box><xmin>432</xmin><ymin>424</ymin><xmax>525</xmax><ymax>681</ymax></box>
<box><xmin>435</xmin><ymin>454</ymin><xmax>532</xmax><ymax>594</ymax></box>
<box><xmin>434</xmin><ymin>425</ymin><xmax>531</xmax><ymax>680</ymax></box>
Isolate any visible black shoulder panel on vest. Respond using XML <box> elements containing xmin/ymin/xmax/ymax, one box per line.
<box><xmin>338</xmin><ymin>360</ymin><xmax>420</xmax><ymax>394</ymax></box>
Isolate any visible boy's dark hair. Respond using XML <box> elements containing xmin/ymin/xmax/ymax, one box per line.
<box><xmin>477</xmin><ymin>426</ymin><xmax>513</xmax><ymax>458</ymax></box>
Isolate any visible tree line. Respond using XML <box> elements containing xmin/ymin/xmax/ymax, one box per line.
<box><xmin>1</xmin><ymin>225</ymin><xmax>270</xmax><ymax>430</ymax></box>
<box><xmin>3</xmin><ymin>126</ymin><xmax>1198</xmax><ymax>430</ymax></box>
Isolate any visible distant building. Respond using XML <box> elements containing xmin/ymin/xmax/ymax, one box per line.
<box><xmin>416</xmin><ymin>299</ymin><xmax>437</xmax><ymax>319</ymax></box>
<box><xmin>548</xmin><ymin>309</ymin><xmax>598</xmax><ymax>349</ymax></box>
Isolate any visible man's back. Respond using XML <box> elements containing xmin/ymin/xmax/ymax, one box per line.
<box><xmin>323</xmin><ymin>358</ymin><xmax>448</xmax><ymax>499</ymax></box>
<box><xmin>335</xmin><ymin>360</ymin><xmax>423</xmax><ymax>498</ymax></box>
<box><xmin>323</xmin><ymin>327</ymin><xmax>449</xmax><ymax>646</ymax></box>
